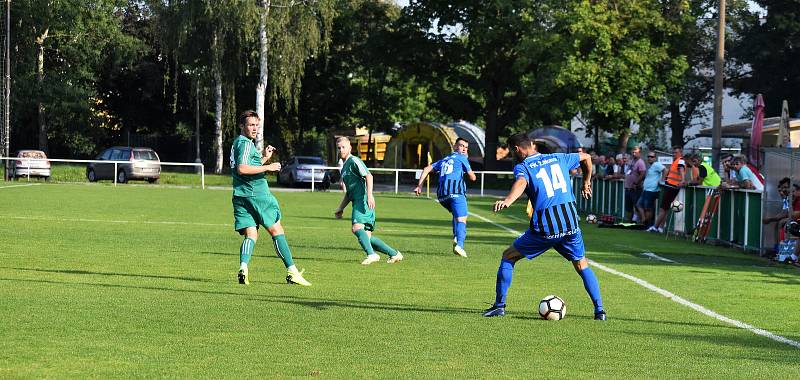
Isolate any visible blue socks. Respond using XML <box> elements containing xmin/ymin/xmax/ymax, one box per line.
<box><xmin>455</xmin><ymin>220</ymin><xmax>467</xmax><ymax>248</ymax></box>
<box><xmin>494</xmin><ymin>258</ymin><xmax>516</xmax><ymax>307</ymax></box>
<box><xmin>578</xmin><ymin>267</ymin><xmax>604</xmax><ymax>313</ymax></box>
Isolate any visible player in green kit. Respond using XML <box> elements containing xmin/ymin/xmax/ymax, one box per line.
<box><xmin>333</xmin><ymin>137</ymin><xmax>403</xmax><ymax>265</ymax></box>
<box><xmin>231</xmin><ymin>110</ymin><xmax>311</xmax><ymax>286</ymax></box>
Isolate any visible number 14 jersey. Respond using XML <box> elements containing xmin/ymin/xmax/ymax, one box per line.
<box><xmin>514</xmin><ymin>153</ymin><xmax>581</xmax><ymax>239</ymax></box>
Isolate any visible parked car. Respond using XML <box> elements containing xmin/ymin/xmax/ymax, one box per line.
<box><xmin>10</xmin><ymin>150</ymin><xmax>51</xmax><ymax>180</ymax></box>
<box><xmin>277</xmin><ymin>156</ymin><xmax>326</xmax><ymax>186</ymax></box>
<box><xmin>86</xmin><ymin>147</ymin><xmax>161</xmax><ymax>184</ymax></box>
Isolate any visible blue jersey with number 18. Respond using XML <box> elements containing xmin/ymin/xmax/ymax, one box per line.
<box><xmin>514</xmin><ymin>153</ymin><xmax>581</xmax><ymax>238</ymax></box>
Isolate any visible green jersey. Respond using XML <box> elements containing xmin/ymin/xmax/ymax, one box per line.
<box><xmin>230</xmin><ymin>135</ymin><xmax>269</xmax><ymax>197</ymax></box>
<box><xmin>341</xmin><ymin>155</ymin><xmax>369</xmax><ymax>201</ymax></box>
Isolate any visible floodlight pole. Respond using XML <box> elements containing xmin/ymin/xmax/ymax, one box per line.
<box><xmin>711</xmin><ymin>0</ymin><xmax>726</xmax><ymax>172</ymax></box>
<box><xmin>2</xmin><ymin>0</ymin><xmax>11</xmax><ymax>180</ymax></box>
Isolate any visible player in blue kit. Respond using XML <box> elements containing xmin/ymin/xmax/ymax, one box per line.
<box><xmin>482</xmin><ymin>133</ymin><xmax>606</xmax><ymax>320</ymax></box>
<box><xmin>414</xmin><ymin>138</ymin><xmax>477</xmax><ymax>257</ymax></box>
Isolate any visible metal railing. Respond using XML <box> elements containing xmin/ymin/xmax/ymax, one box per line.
<box><xmin>0</xmin><ymin>157</ymin><xmax>206</xmax><ymax>189</ymax></box>
<box><xmin>308</xmin><ymin>166</ymin><xmax>516</xmax><ymax>196</ymax></box>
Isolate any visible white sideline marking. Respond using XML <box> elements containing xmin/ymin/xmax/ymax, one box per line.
<box><xmin>641</xmin><ymin>252</ymin><xmax>677</xmax><ymax>263</ymax></box>
<box><xmin>470</xmin><ymin>210</ymin><xmax>800</xmax><ymax>350</ymax></box>
<box><xmin>0</xmin><ymin>183</ymin><xmax>40</xmax><ymax>189</ymax></box>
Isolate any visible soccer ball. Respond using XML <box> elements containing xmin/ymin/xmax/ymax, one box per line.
<box><xmin>538</xmin><ymin>295</ymin><xmax>567</xmax><ymax>321</ymax></box>
<box><xmin>670</xmin><ymin>200</ymin><xmax>684</xmax><ymax>213</ymax></box>
<box><xmin>586</xmin><ymin>214</ymin><xmax>597</xmax><ymax>224</ymax></box>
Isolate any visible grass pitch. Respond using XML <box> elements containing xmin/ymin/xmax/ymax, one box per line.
<box><xmin>1</xmin><ymin>183</ymin><xmax>798</xmax><ymax>378</ymax></box>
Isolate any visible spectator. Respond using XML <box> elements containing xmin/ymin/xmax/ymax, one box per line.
<box><xmin>685</xmin><ymin>154</ymin><xmax>721</xmax><ymax>187</ymax></box>
<box><xmin>763</xmin><ymin>178</ymin><xmax>800</xmax><ymax>243</ymax></box>
<box><xmin>729</xmin><ymin>157</ymin><xmax>764</xmax><ymax>191</ymax></box>
<box><xmin>604</xmin><ymin>156</ymin><xmax>620</xmax><ymax>180</ymax></box>
<box><xmin>739</xmin><ymin>154</ymin><xmax>766</xmax><ymax>188</ymax></box>
<box><xmin>624</xmin><ymin>148</ymin><xmax>646</xmax><ymax>222</ymax></box>
<box><xmin>637</xmin><ymin>152</ymin><xmax>664</xmax><ymax>228</ymax></box>
<box><xmin>720</xmin><ymin>154</ymin><xmax>736</xmax><ymax>185</ymax></box>
<box><xmin>596</xmin><ymin>155</ymin><xmax>608</xmax><ymax>179</ymax></box>
<box><xmin>649</xmin><ymin>146</ymin><xmax>686</xmax><ymax>233</ymax></box>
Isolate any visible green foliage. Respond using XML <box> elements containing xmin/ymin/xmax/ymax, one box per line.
<box><xmin>10</xmin><ymin>0</ymin><xmax>146</xmax><ymax>156</ymax></box>
<box><xmin>555</xmin><ymin>0</ymin><xmax>688</xmax><ymax>134</ymax></box>
<box><xmin>731</xmin><ymin>0</ymin><xmax>800</xmax><ymax>117</ymax></box>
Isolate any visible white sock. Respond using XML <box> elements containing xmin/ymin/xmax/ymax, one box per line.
<box><xmin>239</xmin><ymin>262</ymin><xmax>248</xmax><ymax>270</ymax></box>
<box><xmin>287</xmin><ymin>264</ymin><xmax>298</xmax><ymax>272</ymax></box>
<box><xmin>791</xmin><ymin>254</ymin><xmax>798</xmax><ymax>261</ymax></box>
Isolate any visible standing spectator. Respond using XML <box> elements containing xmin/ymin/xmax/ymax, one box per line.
<box><xmin>730</xmin><ymin>157</ymin><xmax>764</xmax><ymax>191</ymax></box>
<box><xmin>596</xmin><ymin>155</ymin><xmax>608</xmax><ymax>179</ymax></box>
<box><xmin>624</xmin><ymin>148</ymin><xmax>646</xmax><ymax>222</ymax></box>
<box><xmin>603</xmin><ymin>156</ymin><xmax>620</xmax><ymax>180</ymax></box>
<box><xmin>649</xmin><ymin>146</ymin><xmax>686</xmax><ymax>233</ymax></box>
<box><xmin>685</xmin><ymin>154</ymin><xmax>721</xmax><ymax>187</ymax></box>
<box><xmin>637</xmin><ymin>152</ymin><xmax>664</xmax><ymax>228</ymax></box>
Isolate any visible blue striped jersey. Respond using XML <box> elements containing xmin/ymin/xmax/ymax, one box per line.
<box><xmin>514</xmin><ymin>153</ymin><xmax>581</xmax><ymax>238</ymax></box>
<box><xmin>431</xmin><ymin>152</ymin><xmax>472</xmax><ymax>201</ymax></box>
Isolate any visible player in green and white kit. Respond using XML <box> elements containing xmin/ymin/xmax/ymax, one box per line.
<box><xmin>333</xmin><ymin>137</ymin><xmax>403</xmax><ymax>265</ymax></box>
<box><xmin>231</xmin><ymin>110</ymin><xmax>311</xmax><ymax>286</ymax></box>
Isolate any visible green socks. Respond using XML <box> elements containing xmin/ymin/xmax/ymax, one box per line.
<box><xmin>239</xmin><ymin>237</ymin><xmax>255</xmax><ymax>266</ymax></box>
<box><xmin>370</xmin><ymin>236</ymin><xmax>397</xmax><ymax>256</ymax></box>
<box><xmin>272</xmin><ymin>234</ymin><xmax>295</xmax><ymax>268</ymax></box>
<box><xmin>354</xmin><ymin>229</ymin><xmax>375</xmax><ymax>256</ymax></box>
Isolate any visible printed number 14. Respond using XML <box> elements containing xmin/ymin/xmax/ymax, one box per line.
<box><xmin>535</xmin><ymin>164</ymin><xmax>567</xmax><ymax>198</ymax></box>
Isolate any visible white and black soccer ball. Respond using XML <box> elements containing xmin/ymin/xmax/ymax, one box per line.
<box><xmin>670</xmin><ymin>200</ymin><xmax>684</xmax><ymax>213</ymax></box>
<box><xmin>586</xmin><ymin>214</ymin><xmax>597</xmax><ymax>224</ymax></box>
<box><xmin>538</xmin><ymin>295</ymin><xmax>567</xmax><ymax>321</ymax></box>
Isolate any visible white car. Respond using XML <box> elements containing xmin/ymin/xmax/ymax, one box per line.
<box><xmin>10</xmin><ymin>150</ymin><xmax>51</xmax><ymax>180</ymax></box>
<box><xmin>278</xmin><ymin>156</ymin><xmax>326</xmax><ymax>187</ymax></box>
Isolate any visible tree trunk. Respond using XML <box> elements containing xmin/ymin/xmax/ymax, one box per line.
<box><xmin>616</xmin><ymin>121</ymin><xmax>630</xmax><ymax>153</ymax></box>
<box><xmin>594</xmin><ymin>123</ymin><xmax>600</xmax><ymax>153</ymax></box>
<box><xmin>36</xmin><ymin>30</ymin><xmax>49</xmax><ymax>153</ymax></box>
<box><xmin>484</xmin><ymin>94</ymin><xmax>500</xmax><ymax>171</ymax></box>
<box><xmin>669</xmin><ymin>100</ymin><xmax>685</xmax><ymax>149</ymax></box>
<box><xmin>255</xmin><ymin>0</ymin><xmax>271</xmax><ymax>152</ymax></box>
<box><xmin>212</xmin><ymin>31</ymin><xmax>224</xmax><ymax>174</ymax></box>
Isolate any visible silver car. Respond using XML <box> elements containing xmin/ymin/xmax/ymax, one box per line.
<box><xmin>278</xmin><ymin>156</ymin><xmax>326</xmax><ymax>186</ymax></box>
<box><xmin>86</xmin><ymin>147</ymin><xmax>161</xmax><ymax>183</ymax></box>
<box><xmin>10</xmin><ymin>150</ymin><xmax>51</xmax><ymax>180</ymax></box>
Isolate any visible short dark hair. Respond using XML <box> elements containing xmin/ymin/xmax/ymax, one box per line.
<box><xmin>672</xmin><ymin>145</ymin><xmax>683</xmax><ymax>151</ymax></box>
<box><xmin>507</xmin><ymin>133</ymin><xmax>534</xmax><ymax>149</ymax></box>
<box><xmin>238</xmin><ymin>110</ymin><xmax>260</xmax><ymax>126</ymax></box>
<box><xmin>779</xmin><ymin>177</ymin><xmax>791</xmax><ymax>187</ymax></box>
<box><xmin>455</xmin><ymin>137</ymin><xmax>469</xmax><ymax>145</ymax></box>
<box><xmin>731</xmin><ymin>157</ymin><xmax>743</xmax><ymax>165</ymax></box>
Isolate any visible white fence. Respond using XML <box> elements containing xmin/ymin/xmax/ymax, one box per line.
<box><xmin>307</xmin><ymin>166</ymin><xmax>514</xmax><ymax>197</ymax></box>
<box><xmin>0</xmin><ymin>157</ymin><xmax>206</xmax><ymax>189</ymax></box>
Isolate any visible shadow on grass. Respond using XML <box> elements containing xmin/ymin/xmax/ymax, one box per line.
<box><xmin>4</xmin><ymin>267</ymin><xmax>212</xmax><ymax>282</ymax></box>
<box><xmin>0</xmin><ymin>277</ymin><xmax>480</xmax><ymax>316</ymax></box>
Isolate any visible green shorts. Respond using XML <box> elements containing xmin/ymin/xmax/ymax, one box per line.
<box><xmin>233</xmin><ymin>194</ymin><xmax>281</xmax><ymax>233</ymax></box>
<box><xmin>351</xmin><ymin>198</ymin><xmax>376</xmax><ymax>231</ymax></box>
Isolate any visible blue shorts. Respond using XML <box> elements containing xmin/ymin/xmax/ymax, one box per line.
<box><xmin>438</xmin><ymin>195</ymin><xmax>468</xmax><ymax>218</ymax></box>
<box><xmin>512</xmin><ymin>229</ymin><xmax>585</xmax><ymax>261</ymax></box>
<box><xmin>636</xmin><ymin>190</ymin><xmax>659</xmax><ymax>210</ymax></box>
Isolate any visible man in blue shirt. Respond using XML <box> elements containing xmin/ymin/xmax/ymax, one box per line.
<box><xmin>638</xmin><ymin>152</ymin><xmax>665</xmax><ymax>229</ymax></box>
<box><xmin>483</xmin><ymin>133</ymin><xmax>606</xmax><ymax>320</ymax></box>
<box><xmin>414</xmin><ymin>138</ymin><xmax>477</xmax><ymax>257</ymax></box>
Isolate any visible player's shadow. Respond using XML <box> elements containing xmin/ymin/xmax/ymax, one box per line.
<box><xmin>5</xmin><ymin>267</ymin><xmax>212</xmax><ymax>282</ymax></box>
<box><xmin>0</xmin><ymin>277</ymin><xmax>480</xmax><ymax>316</ymax></box>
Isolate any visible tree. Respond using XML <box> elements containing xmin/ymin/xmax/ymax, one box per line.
<box><xmin>254</xmin><ymin>0</ymin><xmax>335</xmax><ymax>152</ymax></box>
<box><xmin>554</xmin><ymin>0</ymin><xmax>688</xmax><ymax>153</ymax></box>
<box><xmin>11</xmin><ymin>0</ymin><xmax>143</xmax><ymax>156</ymax></box>
<box><xmin>730</xmin><ymin>0</ymin><xmax>800</xmax><ymax>117</ymax></box>
<box><xmin>395</xmin><ymin>0</ymin><xmax>566</xmax><ymax>169</ymax></box>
